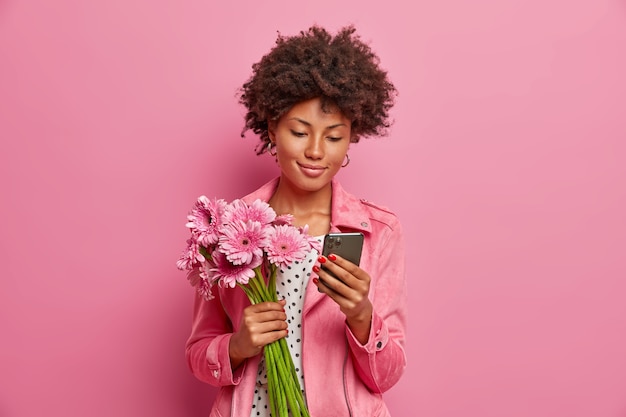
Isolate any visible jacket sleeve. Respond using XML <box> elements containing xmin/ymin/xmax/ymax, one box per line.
<box><xmin>345</xmin><ymin>217</ymin><xmax>408</xmax><ymax>393</ymax></box>
<box><xmin>185</xmin><ymin>289</ymin><xmax>247</xmax><ymax>386</ymax></box>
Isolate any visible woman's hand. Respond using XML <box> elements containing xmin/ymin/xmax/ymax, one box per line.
<box><xmin>313</xmin><ymin>254</ymin><xmax>373</xmax><ymax>344</ymax></box>
<box><xmin>229</xmin><ymin>299</ymin><xmax>288</xmax><ymax>369</ymax></box>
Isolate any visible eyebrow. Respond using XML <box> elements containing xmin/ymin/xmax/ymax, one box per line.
<box><xmin>289</xmin><ymin>117</ymin><xmax>347</xmax><ymax>130</ymax></box>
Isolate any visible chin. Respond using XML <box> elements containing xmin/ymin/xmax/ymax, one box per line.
<box><xmin>284</xmin><ymin>174</ymin><xmax>333</xmax><ymax>194</ymax></box>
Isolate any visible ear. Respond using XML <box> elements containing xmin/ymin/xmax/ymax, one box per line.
<box><xmin>267</xmin><ymin>120</ymin><xmax>277</xmax><ymax>142</ymax></box>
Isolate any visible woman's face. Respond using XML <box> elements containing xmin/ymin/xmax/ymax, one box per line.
<box><xmin>268</xmin><ymin>97</ymin><xmax>351</xmax><ymax>195</ymax></box>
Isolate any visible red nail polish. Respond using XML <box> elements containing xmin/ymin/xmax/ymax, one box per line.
<box><xmin>312</xmin><ymin>265</ymin><xmax>320</xmax><ymax>273</ymax></box>
<box><xmin>318</xmin><ymin>256</ymin><xmax>326</xmax><ymax>263</ymax></box>
<box><xmin>328</xmin><ymin>254</ymin><xmax>337</xmax><ymax>261</ymax></box>
<box><xmin>312</xmin><ymin>277</ymin><xmax>319</xmax><ymax>284</ymax></box>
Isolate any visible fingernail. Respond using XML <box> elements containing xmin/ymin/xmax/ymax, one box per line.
<box><xmin>312</xmin><ymin>277</ymin><xmax>319</xmax><ymax>285</ymax></box>
<box><xmin>318</xmin><ymin>256</ymin><xmax>326</xmax><ymax>263</ymax></box>
<box><xmin>328</xmin><ymin>254</ymin><xmax>336</xmax><ymax>261</ymax></box>
<box><xmin>312</xmin><ymin>265</ymin><xmax>320</xmax><ymax>273</ymax></box>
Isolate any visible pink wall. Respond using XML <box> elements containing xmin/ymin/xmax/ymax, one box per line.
<box><xmin>1</xmin><ymin>0</ymin><xmax>625</xmax><ymax>416</ymax></box>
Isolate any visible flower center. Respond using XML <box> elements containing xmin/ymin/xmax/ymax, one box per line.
<box><xmin>202</xmin><ymin>212</ymin><xmax>214</xmax><ymax>227</ymax></box>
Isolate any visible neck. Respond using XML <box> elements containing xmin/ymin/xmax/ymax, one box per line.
<box><xmin>269</xmin><ymin>177</ymin><xmax>333</xmax><ymax>235</ymax></box>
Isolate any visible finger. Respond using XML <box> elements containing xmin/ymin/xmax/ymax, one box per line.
<box><xmin>241</xmin><ymin>318</ymin><xmax>288</xmax><ymax>348</ymax></box>
<box><xmin>315</xmin><ymin>260</ymin><xmax>357</xmax><ymax>292</ymax></box>
<box><xmin>324</xmin><ymin>253</ymin><xmax>366</xmax><ymax>280</ymax></box>
<box><xmin>312</xmin><ymin>266</ymin><xmax>353</xmax><ymax>300</ymax></box>
<box><xmin>314</xmin><ymin>262</ymin><xmax>371</xmax><ymax>306</ymax></box>
<box><xmin>256</xmin><ymin>330</ymin><xmax>289</xmax><ymax>350</ymax></box>
<box><xmin>242</xmin><ymin>310</ymin><xmax>287</xmax><ymax>328</ymax></box>
<box><xmin>248</xmin><ymin>300</ymin><xmax>286</xmax><ymax>313</ymax></box>
<box><xmin>324</xmin><ymin>255</ymin><xmax>372</xmax><ymax>294</ymax></box>
<box><xmin>250</xmin><ymin>320</ymin><xmax>289</xmax><ymax>336</ymax></box>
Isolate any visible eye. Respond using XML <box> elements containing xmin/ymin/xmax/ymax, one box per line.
<box><xmin>290</xmin><ymin>130</ymin><xmax>306</xmax><ymax>137</ymax></box>
<box><xmin>327</xmin><ymin>136</ymin><xmax>343</xmax><ymax>142</ymax></box>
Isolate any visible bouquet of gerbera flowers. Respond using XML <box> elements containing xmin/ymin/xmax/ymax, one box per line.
<box><xmin>177</xmin><ymin>196</ymin><xmax>319</xmax><ymax>417</ymax></box>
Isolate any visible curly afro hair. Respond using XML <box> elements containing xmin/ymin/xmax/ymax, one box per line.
<box><xmin>238</xmin><ymin>25</ymin><xmax>397</xmax><ymax>154</ymax></box>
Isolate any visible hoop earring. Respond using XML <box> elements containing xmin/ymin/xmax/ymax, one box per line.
<box><xmin>267</xmin><ymin>142</ymin><xmax>277</xmax><ymax>156</ymax></box>
<box><xmin>341</xmin><ymin>153</ymin><xmax>350</xmax><ymax>168</ymax></box>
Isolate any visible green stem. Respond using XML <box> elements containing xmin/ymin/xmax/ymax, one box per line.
<box><xmin>268</xmin><ymin>341</ymin><xmax>302</xmax><ymax>417</ymax></box>
<box><xmin>279</xmin><ymin>337</ymin><xmax>298</xmax><ymax>380</ymax></box>
<box><xmin>198</xmin><ymin>245</ymin><xmax>212</xmax><ymax>261</ymax></box>
<box><xmin>237</xmin><ymin>283</ymin><xmax>259</xmax><ymax>304</ymax></box>
<box><xmin>267</xmin><ymin>263</ymin><xmax>277</xmax><ymax>300</ymax></box>
<box><xmin>275</xmin><ymin>359</ymin><xmax>288</xmax><ymax>417</ymax></box>
<box><xmin>277</xmin><ymin>338</ymin><xmax>309</xmax><ymax>416</ymax></box>
<box><xmin>264</xmin><ymin>344</ymin><xmax>282</xmax><ymax>417</ymax></box>
<box><xmin>249</xmin><ymin>268</ymin><xmax>271</xmax><ymax>302</ymax></box>
<box><xmin>237</xmin><ymin>263</ymin><xmax>310</xmax><ymax>417</ymax></box>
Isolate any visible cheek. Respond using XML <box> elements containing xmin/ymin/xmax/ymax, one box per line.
<box><xmin>275</xmin><ymin>144</ymin><xmax>300</xmax><ymax>166</ymax></box>
<box><xmin>332</xmin><ymin>145</ymin><xmax>350</xmax><ymax>162</ymax></box>
<box><xmin>332</xmin><ymin>153</ymin><xmax>346</xmax><ymax>165</ymax></box>
<box><xmin>276</xmin><ymin>143</ymin><xmax>298</xmax><ymax>160</ymax></box>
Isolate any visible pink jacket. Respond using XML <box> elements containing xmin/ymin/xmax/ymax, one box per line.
<box><xmin>185</xmin><ymin>178</ymin><xmax>407</xmax><ymax>417</ymax></box>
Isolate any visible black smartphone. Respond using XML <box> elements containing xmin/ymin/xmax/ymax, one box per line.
<box><xmin>322</xmin><ymin>232</ymin><xmax>364</xmax><ymax>266</ymax></box>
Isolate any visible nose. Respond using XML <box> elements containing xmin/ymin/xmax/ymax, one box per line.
<box><xmin>304</xmin><ymin>136</ymin><xmax>324</xmax><ymax>160</ymax></box>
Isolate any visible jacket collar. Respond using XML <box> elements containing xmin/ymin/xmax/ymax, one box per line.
<box><xmin>242</xmin><ymin>177</ymin><xmax>372</xmax><ymax>235</ymax></box>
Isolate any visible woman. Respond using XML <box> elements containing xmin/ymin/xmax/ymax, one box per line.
<box><xmin>186</xmin><ymin>25</ymin><xmax>407</xmax><ymax>417</ymax></box>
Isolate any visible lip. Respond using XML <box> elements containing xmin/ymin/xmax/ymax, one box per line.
<box><xmin>298</xmin><ymin>163</ymin><xmax>326</xmax><ymax>178</ymax></box>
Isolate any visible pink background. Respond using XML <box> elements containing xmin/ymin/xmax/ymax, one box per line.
<box><xmin>1</xmin><ymin>0</ymin><xmax>625</xmax><ymax>416</ymax></box>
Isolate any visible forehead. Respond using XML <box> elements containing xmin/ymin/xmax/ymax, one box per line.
<box><xmin>282</xmin><ymin>97</ymin><xmax>350</xmax><ymax>126</ymax></box>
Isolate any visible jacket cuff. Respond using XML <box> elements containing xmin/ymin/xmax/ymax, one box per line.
<box><xmin>345</xmin><ymin>311</ymin><xmax>389</xmax><ymax>354</ymax></box>
<box><xmin>206</xmin><ymin>333</ymin><xmax>245</xmax><ymax>385</ymax></box>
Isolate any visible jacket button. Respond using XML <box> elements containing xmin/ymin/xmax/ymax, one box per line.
<box><xmin>376</xmin><ymin>341</ymin><xmax>383</xmax><ymax>350</ymax></box>
<box><xmin>212</xmin><ymin>370</ymin><xmax>219</xmax><ymax>378</ymax></box>
<box><xmin>361</xmin><ymin>222</ymin><xmax>368</xmax><ymax>227</ymax></box>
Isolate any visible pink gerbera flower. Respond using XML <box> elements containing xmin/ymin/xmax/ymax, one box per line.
<box><xmin>274</xmin><ymin>214</ymin><xmax>294</xmax><ymax>226</ymax></box>
<box><xmin>186</xmin><ymin>196</ymin><xmax>227</xmax><ymax>246</ymax></box>
<box><xmin>186</xmin><ymin>262</ymin><xmax>217</xmax><ymax>300</ymax></box>
<box><xmin>223</xmin><ymin>199</ymin><xmax>276</xmax><ymax>225</ymax></box>
<box><xmin>198</xmin><ymin>257</ymin><xmax>217</xmax><ymax>283</ymax></box>
<box><xmin>299</xmin><ymin>225</ymin><xmax>323</xmax><ymax>253</ymax></box>
<box><xmin>211</xmin><ymin>250</ymin><xmax>260</xmax><ymax>288</ymax></box>
<box><xmin>219</xmin><ymin>220</ymin><xmax>269</xmax><ymax>265</ymax></box>
<box><xmin>195</xmin><ymin>278</ymin><xmax>215</xmax><ymax>301</ymax></box>
<box><xmin>266</xmin><ymin>224</ymin><xmax>310</xmax><ymax>270</ymax></box>
<box><xmin>186</xmin><ymin>267</ymin><xmax>203</xmax><ymax>287</ymax></box>
<box><xmin>176</xmin><ymin>238</ymin><xmax>206</xmax><ymax>270</ymax></box>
